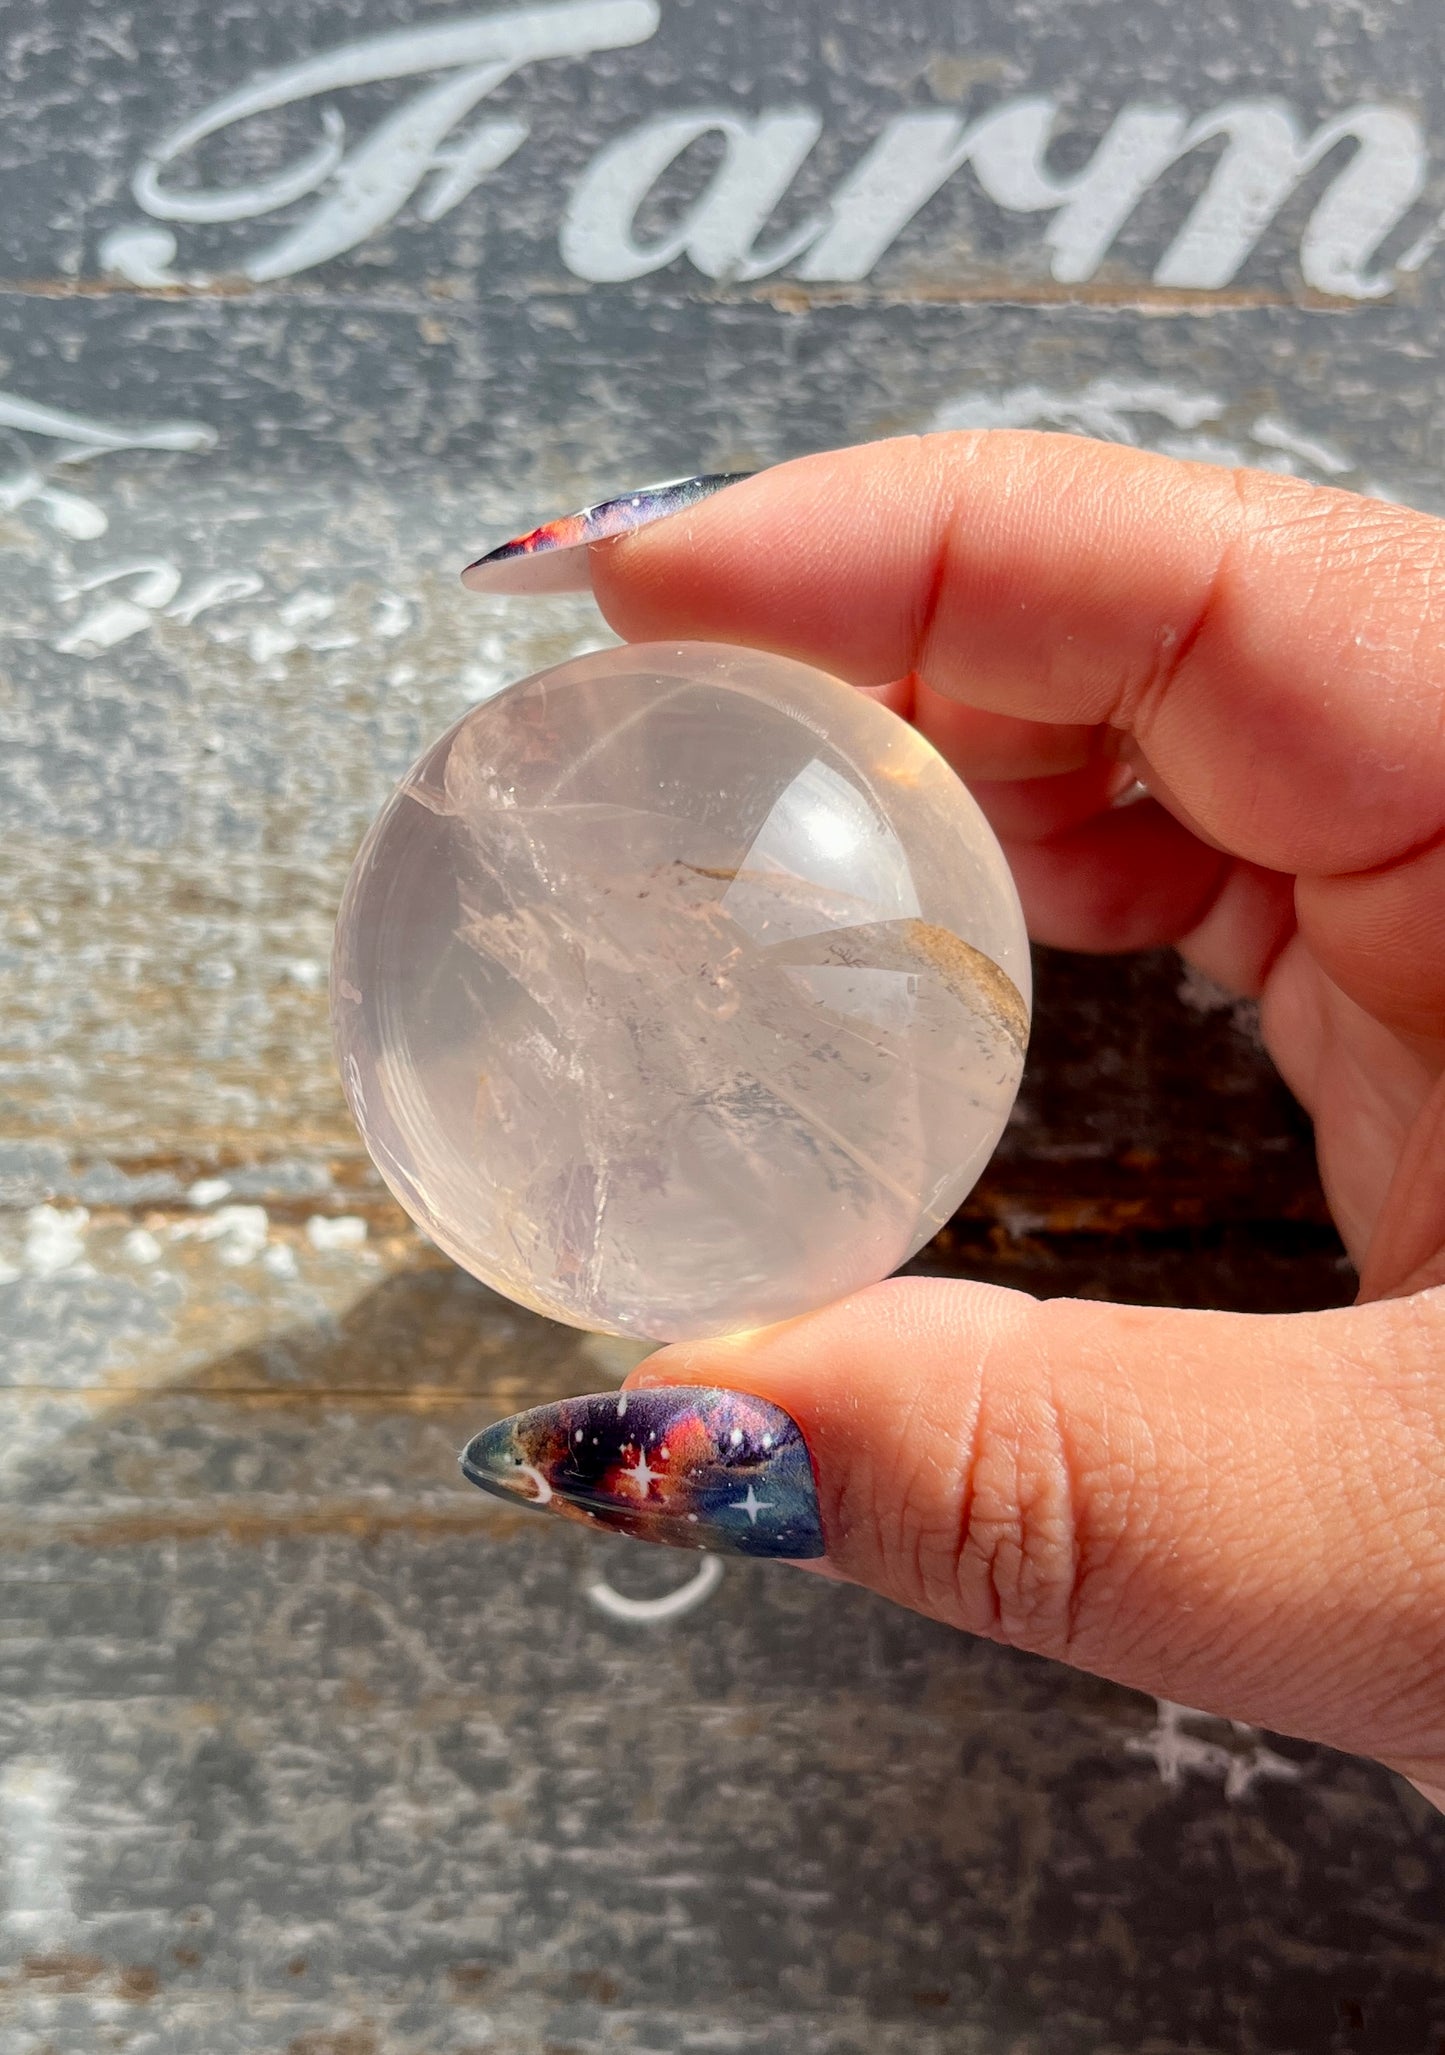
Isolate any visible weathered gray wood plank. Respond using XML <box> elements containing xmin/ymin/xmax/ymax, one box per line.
<box><xmin>4</xmin><ymin>0</ymin><xmax>1445</xmax><ymax>2049</ymax></box>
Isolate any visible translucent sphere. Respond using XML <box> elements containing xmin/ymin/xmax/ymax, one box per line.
<box><xmin>331</xmin><ymin>642</ymin><xmax>1030</xmax><ymax>1342</ymax></box>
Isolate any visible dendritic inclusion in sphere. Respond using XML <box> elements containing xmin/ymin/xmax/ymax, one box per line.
<box><xmin>331</xmin><ymin>642</ymin><xmax>1030</xmax><ymax>1343</ymax></box>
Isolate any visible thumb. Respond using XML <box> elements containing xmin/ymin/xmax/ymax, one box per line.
<box><xmin>634</xmin><ymin>1278</ymin><xmax>1445</xmax><ymax>1781</ymax></box>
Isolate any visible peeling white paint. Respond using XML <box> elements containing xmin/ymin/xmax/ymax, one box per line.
<box><xmin>167</xmin><ymin>1203</ymin><xmax>274</xmax><ymax>1266</ymax></box>
<box><xmin>306</xmin><ymin>1214</ymin><xmax>369</xmax><ymax>1251</ymax></box>
<box><xmin>205</xmin><ymin>1205</ymin><xmax>271</xmax><ymax>1266</ymax></box>
<box><xmin>22</xmin><ymin>1205</ymin><xmax>90</xmax><ymax>1278</ymax></box>
<box><xmin>246</xmin><ymin>621</ymin><xmax>301</xmax><ymax>664</ymax></box>
<box><xmin>282</xmin><ymin>959</ymin><xmax>327</xmax><ymax>990</ymax></box>
<box><xmin>372</xmin><ymin>593</ymin><xmax>412</xmax><ymax>638</ymax></box>
<box><xmin>0</xmin><ymin>1760</ymin><xmax>75</xmax><ymax>1945</ymax></box>
<box><xmin>168</xmin><ymin>570</ymin><xmax>266</xmax><ymax>624</ymax></box>
<box><xmin>278</xmin><ymin>588</ymin><xmax>336</xmax><ymax>630</ymax></box>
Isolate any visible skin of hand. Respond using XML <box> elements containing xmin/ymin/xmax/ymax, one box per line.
<box><xmin>584</xmin><ymin>432</ymin><xmax>1445</xmax><ymax>1806</ymax></box>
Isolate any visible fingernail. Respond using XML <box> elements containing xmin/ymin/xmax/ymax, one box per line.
<box><xmin>459</xmin><ymin>1386</ymin><xmax>824</xmax><ymax>1559</ymax></box>
<box><xmin>460</xmin><ymin>472</ymin><xmax>754</xmax><ymax>595</ymax></box>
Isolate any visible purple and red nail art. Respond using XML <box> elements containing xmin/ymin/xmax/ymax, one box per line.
<box><xmin>459</xmin><ymin>1385</ymin><xmax>824</xmax><ymax>1559</ymax></box>
<box><xmin>461</xmin><ymin>472</ymin><xmax>753</xmax><ymax>594</ymax></box>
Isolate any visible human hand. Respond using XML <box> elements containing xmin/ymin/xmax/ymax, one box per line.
<box><xmin>584</xmin><ymin>433</ymin><xmax>1445</xmax><ymax>1801</ymax></box>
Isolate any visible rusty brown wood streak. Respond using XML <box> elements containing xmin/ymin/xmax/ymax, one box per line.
<box><xmin>1</xmin><ymin>1387</ymin><xmax>530</xmax><ymax>1405</ymax></box>
<box><xmin>0</xmin><ymin>1500</ymin><xmax>524</xmax><ymax>1549</ymax></box>
<box><xmin>1</xmin><ymin>1174</ymin><xmax>1332</xmax><ymax>1230</ymax></box>
<box><xmin>960</xmin><ymin>1177</ymin><xmax>1336</xmax><ymax>1229</ymax></box>
<box><xmin>0</xmin><ymin>276</ymin><xmax>1386</xmax><ymax>315</ymax></box>
<box><xmin>745</xmin><ymin>277</ymin><xmax>1377</xmax><ymax>313</ymax></box>
<box><xmin>748</xmin><ymin>279</ymin><xmax>1381</xmax><ymax>314</ymax></box>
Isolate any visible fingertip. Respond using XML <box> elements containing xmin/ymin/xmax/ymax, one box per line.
<box><xmin>624</xmin><ymin>1276</ymin><xmax>1037</xmax><ymax>1581</ymax></box>
<box><xmin>629</xmin><ymin>1279</ymin><xmax>1445</xmax><ymax>1776</ymax></box>
<box><xmin>588</xmin><ymin>463</ymin><xmax>792</xmax><ymax>640</ymax></box>
<box><xmin>598</xmin><ymin>430</ymin><xmax>1445</xmax><ymax>879</ymax></box>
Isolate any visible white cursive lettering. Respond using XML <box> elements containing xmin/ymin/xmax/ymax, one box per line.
<box><xmin>0</xmin><ymin>391</ymin><xmax>216</xmax><ymax>461</ymax></box>
<box><xmin>797</xmin><ymin>100</ymin><xmax>1189</xmax><ymax>283</ymax></box>
<box><xmin>98</xmin><ymin>7</ymin><xmax>1434</xmax><ymax>303</ymax></box>
<box><xmin>795</xmin><ymin>94</ymin><xmax>1426</xmax><ymax>293</ymax></box>
<box><xmin>561</xmin><ymin>107</ymin><xmax>824</xmax><ymax>281</ymax></box>
<box><xmin>101</xmin><ymin>1</ymin><xmax>660</xmax><ymax>285</ymax></box>
<box><xmin>1151</xmin><ymin>100</ymin><xmax>1425</xmax><ymax>297</ymax></box>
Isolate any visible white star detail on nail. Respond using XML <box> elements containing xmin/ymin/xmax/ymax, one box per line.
<box><xmin>623</xmin><ymin>1451</ymin><xmax>660</xmax><ymax>1497</ymax></box>
<box><xmin>730</xmin><ymin>1485</ymin><xmax>772</xmax><ymax>1525</ymax></box>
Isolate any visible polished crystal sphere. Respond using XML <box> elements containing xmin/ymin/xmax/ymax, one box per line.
<box><xmin>331</xmin><ymin>642</ymin><xmax>1030</xmax><ymax>1342</ymax></box>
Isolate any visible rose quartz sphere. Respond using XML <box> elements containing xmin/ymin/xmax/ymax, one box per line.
<box><xmin>331</xmin><ymin>642</ymin><xmax>1029</xmax><ymax>1341</ymax></box>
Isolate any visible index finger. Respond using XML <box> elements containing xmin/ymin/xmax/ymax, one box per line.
<box><xmin>589</xmin><ymin>432</ymin><xmax>1445</xmax><ymax>880</ymax></box>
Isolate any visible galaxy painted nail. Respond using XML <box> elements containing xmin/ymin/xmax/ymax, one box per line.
<box><xmin>460</xmin><ymin>472</ymin><xmax>754</xmax><ymax>595</ymax></box>
<box><xmin>459</xmin><ymin>1386</ymin><xmax>824</xmax><ymax>1559</ymax></box>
